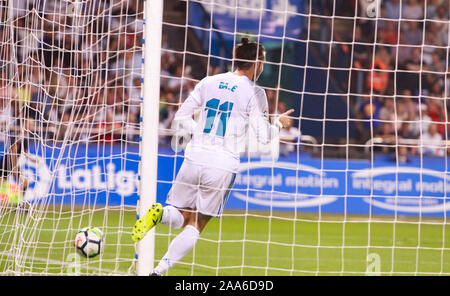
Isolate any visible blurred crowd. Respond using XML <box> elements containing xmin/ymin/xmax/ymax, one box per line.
<box><xmin>347</xmin><ymin>0</ymin><xmax>449</xmax><ymax>159</ymax></box>
<box><xmin>0</xmin><ymin>0</ymin><xmax>143</xmax><ymax>145</ymax></box>
<box><xmin>0</xmin><ymin>0</ymin><xmax>448</xmax><ymax>160</ymax></box>
<box><xmin>159</xmin><ymin>0</ymin><xmax>450</xmax><ymax>158</ymax></box>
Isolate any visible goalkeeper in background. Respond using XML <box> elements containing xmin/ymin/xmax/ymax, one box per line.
<box><xmin>132</xmin><ymin>38</ymin><xmax>294</xmax><ymax>276</ymax></box>
<box><xmin>0</xmin><ymin>97</ymin><xmax>38</xmax><ymax>207</ymax></box>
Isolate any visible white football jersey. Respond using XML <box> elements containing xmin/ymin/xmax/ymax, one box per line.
<box><xmin>173</xmin><ymin>71</ymin><xmax>279</xmax><ymax>172</ymax></box>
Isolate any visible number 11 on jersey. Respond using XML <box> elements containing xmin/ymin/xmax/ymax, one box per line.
<box><xmin>203</xmin><ymin>98</ymin><xmax>234</xmax><ymax>137</ymax></box>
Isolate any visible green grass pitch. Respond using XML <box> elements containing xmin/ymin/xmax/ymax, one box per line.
<box><xmin>0</xmin><ymin>207</ymin><xmax>449</xmax><ymax>275</ymax></box>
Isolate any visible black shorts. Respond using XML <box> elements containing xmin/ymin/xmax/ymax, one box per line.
<box><xmin>0</xmin><ymin>152</ymin><xmax>13</xmax><ymax>179</ymax></box>
<box><xmin>0</xmin><ymin>136</ymin><xmax>28</xmax><ymax>179</ymax></box>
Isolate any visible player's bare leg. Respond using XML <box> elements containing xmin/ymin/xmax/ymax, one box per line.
<box><xmin>150</xmin><ymin>208</ymin><xmax>212</xmax><ymax>276</ymax></box>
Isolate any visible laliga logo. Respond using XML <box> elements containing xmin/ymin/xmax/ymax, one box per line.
<box><xmin>232</xmin><ymin>161</ymin><xmax>339</xmax><ymax>208</ymax></box>
<box><xmin>353</xmin><ymin>166</ymin><xmax>450</xmax><ymax>213</ymax></box>
<box><xmin>21</xmin><ymin>155</ymin><xmax>138</xmax><ymax>202</ymax></box>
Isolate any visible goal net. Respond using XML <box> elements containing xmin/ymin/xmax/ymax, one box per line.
<box><xmin>0</xmin><ymin>0</ymin><xmax>449</xmax><ymax>276</ymax></box>
<box><xmin>154</xmin><ymin>0</ymin><xmax>449</xmax><ymax>276</ymax></box>
<box><xmin>0</xmin><ymin>0</ymin><xmax>142</xmax><ymax>275</ymax></box>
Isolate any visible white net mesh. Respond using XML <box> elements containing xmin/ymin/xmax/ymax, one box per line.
<box><xmin>1</xmin><ymin>0</ymin><xmax>449</xmax><ymax>276</ymax></box>
<box><xmin>155</xmin><ymin>0</ymin><xmax>450</xmax><ymax>276</ymax></box>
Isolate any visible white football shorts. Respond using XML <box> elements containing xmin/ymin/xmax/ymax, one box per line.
<box><xmin>166</xmin><ymin>160</ymin><xmax>236</xmax><ymax>217</ymax></box>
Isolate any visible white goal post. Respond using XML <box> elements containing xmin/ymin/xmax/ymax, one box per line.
<box><xmin>136</xmin><ymin>0</ymin><xmax>163</xmax><ymax>276</ymax></box>
<box><xmin>0</xmin><ymin>0</ymin><xmax>147</xmax><ymax>275</ymax></box>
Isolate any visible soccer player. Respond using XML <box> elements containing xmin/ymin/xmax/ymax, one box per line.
<box><xmin>131</xmin><ymin>38</ymin><xmax>294</xmax><ymax>276</ymax></box>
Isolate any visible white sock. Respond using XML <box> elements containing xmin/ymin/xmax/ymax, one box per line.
<box><xmin>160</xmin><ymin>205</ymin><xmax>184</xmax><ymax>229</ymax></box>
<box><xmin>154</xmin><ymin>225</ymin><xmax>200</xmax><ymax>274</ymax></box>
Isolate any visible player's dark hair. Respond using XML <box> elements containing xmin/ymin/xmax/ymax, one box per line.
<box><xmin>233</xmin><ymin>38</ymin><xmax>266</xmax><ymax>70</ymax></box>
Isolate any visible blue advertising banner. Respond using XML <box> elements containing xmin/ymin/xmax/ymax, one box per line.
<box><xmin>157</xmin><ymin>150</ymin><xmax>450</xmax><ymax>217</ymax></box>
<box><xmin>10</xmin><ymin>143</ymin><xmax>450</xmax><ymax>217</ymax></box>
<box><xmin>16</xmin><ymin>143</ymin><xmax>140</xmax><ymax>207</ymax></box>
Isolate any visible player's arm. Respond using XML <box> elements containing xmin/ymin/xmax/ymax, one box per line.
<box><xmin>248</xmin><ymin>89</ymin><xmax>294</xmax><ymax>144</ymax></box>
<box><xmin>172</xmin><ymin>78</ymin><xmax>205</xmax><ymax>133</ymax></box>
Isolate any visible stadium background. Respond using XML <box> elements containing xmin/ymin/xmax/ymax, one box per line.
<box><xmin>1</xmin><ymin>0</ymin><xmax>449</xmax><ymax>276</ymax></box>
<box><xmin>5</xmin><ymin>0</ymin><xmax>449</xmax><ymax>216</ymax></box>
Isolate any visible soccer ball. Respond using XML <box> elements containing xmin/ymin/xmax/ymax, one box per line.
<box><xmin>75</xmin><ymin>227</ymin><xmax>103</xmax><ymax>258</ymax></box>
